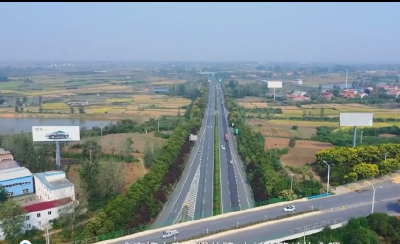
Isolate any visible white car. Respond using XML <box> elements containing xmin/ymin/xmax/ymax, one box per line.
<box><xmin>230</xmin><ymin>159</ymin><xmax>233</xmax><ymax>164</ymax></box>
<box><xmin>162</xmin><ymin>230</ymin><xmax>179</xmax><ymax>239</ymax></box>
<box><xmin>283</xmin><ymin>205</ymin><xmax>295</xmax><ymax>212</ymax></box>
<box><xmin>221</xmin><ymin>145</ymin><xmax>225</xmax><ymax>150</ymax></box>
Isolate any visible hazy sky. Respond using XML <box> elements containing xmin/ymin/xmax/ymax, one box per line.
<box><xmin>1</xmin><ymin>2</ymin><xmax>399</xmax><ymax>62</ymax></box>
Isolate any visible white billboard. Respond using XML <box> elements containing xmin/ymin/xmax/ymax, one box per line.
<box><xmin>267</xmin><ymin>81</ymin><xmax>283</xmax><ymax>88</ymax></box>
<box><xmin>339</xmin><ymin>113</ymin><xmax>373</xmax><ymax>127</ymax></box>
<box><xmin>32</xmin><ymin>126</ymin><xmax>81</xmax><ymax>142</ymax></box>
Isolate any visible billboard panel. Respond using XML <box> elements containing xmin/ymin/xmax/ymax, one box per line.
<box><xmin>267</xmin><ymin>81</ymin><xmax>283</xmax><ymax>88</ymax></box>
<box><xmin>339</xmin><ymin>113</ymin><xmax>373</xmax><ymax>127</ymax></box>
<box><xmin>32</xmin><ymin>126</ymin><xmax>81</xmax><ymax>142</ymax></box>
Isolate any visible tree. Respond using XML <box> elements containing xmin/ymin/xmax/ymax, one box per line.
<box><xmin>98</xmin><ymin>158</ymin><xmax>124</xmax><ymax>197</ymax></box>
<box><xmin>70</xmin><ymin>107</ymin><xmax>74</xmax><ymax>114</ymax></box>
<box><xmin>38</xmin><ymin>95</ymin><xmax>42</xmax><ymax>105</ymax></box>
<box><xmin>0</xmin><ymin>199</ymin><xmax>27</xmax><ymax>243</ymax></box>
<box><xmin>143</xmin><ymin>143</ymin><xmax>154</xmax><ymax>168</ymax></box>
<box><xmin>79</xmin><ymin>158</ymin><xmax>100</xmax><ymax>208</ymax></box>
<box><xmin>56</xmin><ymin>197</ymin><xmax>88</xmax><ymax>236</ymax></box>
<box><xmin>122</xmin><ymin>137</ymin><xmax>133</xmax><ymax>161</ymax></box>
<box><xmin>78</xmin><ymin>106</ymin><xmax>85</xmax><ymax>114</ymax></box>
<box><xmin>0</xmin><ymin>186</ymin><xmax>7</xmax><ymax>203</ymax></box>
<box><xmin>15</xmin><ymin>98</ymin><xmax>22</xmax><ymax>107</ymax></box>
<box><xmin>81</xmin><ymin>140</ymin><xmax>102</xmax><ymax>161</ymax></box>
<box><xmin>38</xmin><ymin>107</ymin><xmax>43</xmax><ymax>113</ymax></box>
<box><xmin>14</xmin><ymin>105</ymin><xmax>19</xmax><ymax>113</ymax></box>
<box><xmin>320</xmin><ymin>108</ymin><xmax>325</xmax><ymax>118</ymax></box>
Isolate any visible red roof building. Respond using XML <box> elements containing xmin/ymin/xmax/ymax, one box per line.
<box><xmin>23</xmin><ymin>197</ymin><xmax>72</xmax><ymax>213</ymax></box>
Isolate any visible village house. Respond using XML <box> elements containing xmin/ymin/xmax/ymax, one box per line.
<box><xmin>292</xmin><ymin>90</ymin><xmax>307</xmax><ymax>96</ymax></box>
<box><xmin>386</xmin><ymin>89</ymin><xmax>400</xmax><ymax>98</ymax></box>
<box><xmin>287</xmin><ymin>94</ymin><xmax>310</xmax><ymax>101</ymax></box>
<box><xmin>320</xmin><ymin>91</ymin><xmax>333</xmax><ymax>101</ymax></box>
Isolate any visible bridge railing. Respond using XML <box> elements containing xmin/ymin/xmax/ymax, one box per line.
<box><xmin>66</xmin><ymin>198</ymin><xmax>288</xmax><ymax>244</ymax></box>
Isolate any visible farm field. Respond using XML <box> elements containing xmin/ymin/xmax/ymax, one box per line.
<box><xmin>248</xmin><ymin>118</ymin><xmax>317</xmax><ymax>139</ymax></box>
<box><xmin>268</xmin><ymin>119</ymin><xmax>400</xmax><ymax>128</ymax></box>
<box><xmin>0</xmin><ymin>94</ymin><xmax>190</xmax><ymax>120</ymax></box>
<box><xmin>280</xmin><ymin>140</ymin><xmax>334</xmax><ymax>168</ymax></box>
<box><xmin>65</xmin><ymin>132</ymin><xmax>167</xmax><ymax>194</ymax></box>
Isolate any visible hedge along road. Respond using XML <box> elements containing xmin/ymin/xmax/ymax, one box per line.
<box><xmin>101</xmin><ymin>180</ymin><xmax>400</xmax><ymax>244</ymax></box>
<box><xmin>152</xmin><ymin>82</ymin><xmax>215</xmax><ymax>227</ymax></box>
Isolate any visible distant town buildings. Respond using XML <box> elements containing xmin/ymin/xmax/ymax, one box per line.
<box><xmin>0</xmin><ymin>148</ymin><xmax>77</xmax><ymax>240</ymax></box>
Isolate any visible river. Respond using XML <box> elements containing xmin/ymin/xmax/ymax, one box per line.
<box><xmin>0</xmin><ymin>118</ymin><xmax>114</xmax><ymax>134</ymax></box>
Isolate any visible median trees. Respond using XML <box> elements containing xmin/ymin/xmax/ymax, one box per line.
<box><xmin>79</xmin><ymin>85</ymin><xmax>208</xmax><ymax>240</ymax></box>
<box><xmin>316</xmin><ymin>144</ymin><xmax>400</xmax><ymax>185</ymax></box>
<box><xmin>213</xmin><ymin>115</ymin><xmax>221</xmax><ymax>215</ymax></box>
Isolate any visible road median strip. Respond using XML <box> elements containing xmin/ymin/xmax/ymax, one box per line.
<box><xmin>166</xmin><ymin>210</ymin><xmax>321</xmax><ymax>244</ymax></box>
<box><xmin>213</xmin><ymin>114</ymin><xmax>221</xmax><ymax>215</ymax></box>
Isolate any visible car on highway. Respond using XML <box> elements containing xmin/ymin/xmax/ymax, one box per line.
<box><xmin>230</xmin><ymin>159</ymin><xmax>233</xmax><ymax>164</ymax></box>
<box><xmin>283</xmin><ymin>205</ymin><xmax>295</xmax><ymax>212</ymax></box>
<box><xmin>45</xmin><ymin>131</ymin><xmax>69</xmax><ymax>139</ymax></box>
<box><xmin>162</xmin><ymin>230</ymin><xmax>179</xmax><ymax>239</ymax></box>
<box><xmin>221</xmin><ymin>145</ymin><xmax>225</xmax><ymax>150</ymax></box>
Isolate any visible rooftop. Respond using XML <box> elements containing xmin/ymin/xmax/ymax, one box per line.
<box><xmin>34</xmin><ymin>171</ymin><xmax>74</xmax><ymax>190</ymax></box>
<box><xmin>23</xmin><ymin>197</ymin><xmax>72</xmax><ymax>212</ymax></box>
<box><xmin>0</xmin><ymin>167</ymin><xmax>32</xmax><ymax>182</ymax></box>
<box><xmin>0</xmin><ymin>160</ymin><xmax>19</xmax><ymax>170</ymax></box>
<box><xmin>13</xmin><ymin>193</ymin><xmax>41</xmax><ymax>207</ymax></box>
<box><xmin>0</xmin><ymin>148</ymin><xmax>11</xmax><ymax>155</ymax></box>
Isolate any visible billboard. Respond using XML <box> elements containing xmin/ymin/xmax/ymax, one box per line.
<box><xmin>267</xmin><ymin>81</ymin><xmax>283</xmax><ymax>88</ymax></box>
<box><xmin>339</xmin><ymin>113</ymin><xmax>373</xmax><ymax>127</ymax></box>
<box><xmin>32</xmin><ymin>126</ymin><xmax>81</xmax><ymax>142</ymax></box>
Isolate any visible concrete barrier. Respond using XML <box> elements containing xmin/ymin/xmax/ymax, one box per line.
<box><xmin>261</xmin><ymin>222</ymin><xmax>347</xmax><ymax>244</ymax></box>
<box><xmin>179</xmin><ymin>212</ymin><xmax>322</xmax><ymax>244</ymax></box>
<box><xmin>307</xmin><ymin>193</ymin><xmax>331</xmax><ymax>200</ymax></box>
<box><xmin>95</xmin><ymin>198</ymin><xmax>309</xmax><ymax>243</ymax></box>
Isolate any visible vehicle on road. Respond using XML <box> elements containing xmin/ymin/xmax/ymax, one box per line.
<box><xmin>45</xmin><ymin>131</ymin><xmax>69</xmax><ymax>139</ymax></box>
<box><xmin>224</xmin><ymin>134</ymin><xmax>229</xmax><ymax>141</ymax></box>
<box><xmin>221</xmin><ymin>145</ymin><xmax>225</xmax><ymax>150</ymax></box>
<box><xmin>230</xmin><ymin>159</ymin><xmax>233</xmax><ymax>164</ymax></box>
<box><xmin>162</xmin><ymin>230</ymin><xmax>179</xmax><ymax>239</ymax></box>
<box><xmin>283</xmin><ymin>205</ymin><xmax>295</xmax><ymax>212</ymax></box>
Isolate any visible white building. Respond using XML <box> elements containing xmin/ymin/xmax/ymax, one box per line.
<box><xmin>34</xmin><ymin>171</ymin><xmax>75</xmax><ymax>202</ymax></box>
<box><xmin>292</xmin><ymin>79</ymin><xmax>303</xmax><ymax>85</ymax></box>
<box><xmin>0</xmin><ymin>198</ymin><xmax>74</xmax><ymax>240</ymax></box>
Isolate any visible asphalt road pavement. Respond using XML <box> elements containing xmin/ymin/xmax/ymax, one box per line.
<box><xmin>152</xmin><ymin>81</ymin><xmax>216</xmax><ymax>227</ymax></box>
<box><xmin>109</xmin><ymin>181</ymin><xmax>400</xmax><ymax>244</ymax></box>
<box><xmin>194</xmin><ymin>83</ymin><xmax>216</xmax><ymax>219</ymax></box>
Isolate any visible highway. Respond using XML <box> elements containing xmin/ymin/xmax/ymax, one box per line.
<box><xmin>211</xmin><ymin>76</ymin><xmax>253</xmax><ymax>213</ymax></box>
<box><xmin>152</xmin><ymin>80</ymin><xmax>216</xmax><ymax>227</ymax></box>
<box><xmin>108</xmin><ymin>180</ymin><xmax>400</xmax><ymax>244</ymax></box>
<box><xmin>193</xmin><ymin>81</ymin><xmax>215</xmax><ymax>219</ymax></box>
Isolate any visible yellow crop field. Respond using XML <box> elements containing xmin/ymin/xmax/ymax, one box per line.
<box><xmin>107</xmin><ymin>108</ymin><xmax>126</xmax><ymax>114</ymax></box>
<box><xmin>106</xmin><ymin>98</ymin><xmax>133</xmax><ymax>103</ymax></box>
<box><xmin>0</xmin><ymin>107</ymin><xmax>14</xmax><ymax>113</ymax></box>
<box><xmin>42</xmin><ymin>103</ymin><xmax>69</xmax><ymax>110</ymax></box>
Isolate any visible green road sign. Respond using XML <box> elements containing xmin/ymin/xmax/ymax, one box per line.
<box><xmin>235</xmin><ymin>129</ymin><xmax>239</xmax><ymax>135</ymax></box>
<box><xmin>219</xmin><ymin>79</ymin><xmax>222</xmax><ymax>82</ymax></box>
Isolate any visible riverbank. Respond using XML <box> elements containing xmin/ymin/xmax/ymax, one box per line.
<box><xmin>0</xmin><ymin>112</ymin><xmax>126</xmax><ymax>120</ymax></box>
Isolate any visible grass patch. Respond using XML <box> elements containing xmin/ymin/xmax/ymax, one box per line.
<box><xmin>213</xmin><ymin>114</ymin><xmax>221</xmax><ymax>215</ymax></box>
<box><xmin>42</xmin><ymin>102</ymin><xmax>69</xmax><ymax>110</ymax></box>
<box><xmin>0</xmin><ymin>81</ymin><xmax>23</xmax><ymax>89</ymax></box>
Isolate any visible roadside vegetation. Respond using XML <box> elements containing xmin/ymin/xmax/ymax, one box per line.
<box><xmin>213</xmin><ymin>114</ymin><xmax>221</xmax><ymax>215</ymax></box>
<box><xmin>0</xmin><ymin>81</ymin><xmax>208</xmax><ymax>243</ymax></box>
<box><xmin>290</xmin><ymin>213</ymin><xmax>400</xmax><ymax>244</ymax></box>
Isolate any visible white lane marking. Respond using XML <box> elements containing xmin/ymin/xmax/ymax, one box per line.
<box><xmin>182</xmin><ymin>164</ymin><xmax>201</xmax><ymax>218</ymax></box>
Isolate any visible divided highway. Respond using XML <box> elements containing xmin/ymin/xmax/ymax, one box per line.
<box><xmin>152</xmin><ymin>80</ymin><xmax>216</xmax><ymax>227</ymax></box>
<box><xmin>210</xmin><ymin>76</ymin><xmax>253</xmax><ymax>213</ymax></box>
<box><xmin>107</xmin><ymin>181</ymin><xmax>400</xmax><ymax>244</ymax></box>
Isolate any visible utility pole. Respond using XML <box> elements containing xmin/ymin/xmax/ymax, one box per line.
<box><xmin>290</xmin><ymin>173</ymin><xmax>293</xmax><ymax>191</ymax></box>
<box><xmin>323</xmin><ymin>160</ymin><xmax>331</xmax><ymax>193</ymax></box>
<box><xmin>89</xmin><ymin>149</ymin><xmax>92</xmax><ymax>161</ymax></box>
<box><xmin>158</xmin><ymin>118</ymin><xmax>160</xmax><ymax>131</ymax></box>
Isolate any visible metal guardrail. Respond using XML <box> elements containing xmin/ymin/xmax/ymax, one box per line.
<box><xmin>291</xmin><ymin>218</ymin><xmax>344</xmax><ymax>234</ymax></box>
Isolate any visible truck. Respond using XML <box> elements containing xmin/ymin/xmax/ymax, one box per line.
<box><xmin>225</xmin><ymin>134</ymin><xmax>229</xmax><ymax>141</ymax></box>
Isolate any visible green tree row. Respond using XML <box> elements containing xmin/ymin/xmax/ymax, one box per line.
<box><xmin>316</xmin><ymin>144</ymin><xmax>400</xmax><ymax>185</ymax></box>
<box><xmin>222</xmin><ymin>83</ymin><xmax>321</xmax><ymax>202</ymax></box>
<box><xmin>71</xmin><ymin>85</ymin><xmax>208</xmax><ymax>241</ymax></box>
<box><xmin>213</xmin><ymin>115</ymin><xmax>221</xmax><ymax>215</ymax></box>
<box><xmin>290</xmin><ymin>213</ymin><xmax>400</xmax><ymax>244</ymax></box>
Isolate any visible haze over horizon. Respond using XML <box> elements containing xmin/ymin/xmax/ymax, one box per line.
<box><xmin>1</xmin><ymin>2</ymin><xmax>399</xmax><ymax>63</ymax></box>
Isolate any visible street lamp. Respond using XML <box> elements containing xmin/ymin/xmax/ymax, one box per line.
<box><xmin>366</xmin><ymin>181</ymin><xmax>383</xmax><ymax>214</ymax></box>
<box><xmin>290</xmin><ymin>173</ymin><xmax>293</xmax><ymax>191</ymax></box>
<box><xmin>323</xmin><ymin>160</ymin><xmax>330</xmax><ymax>193</ymax></box>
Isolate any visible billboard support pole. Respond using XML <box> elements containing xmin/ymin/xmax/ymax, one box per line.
<box><xmin>273</xmin><ymin>87</ymin><xmax>276</xmax><ymax>100</ymax></box>
<box><xmin>352</xmin><ymin>126</ymin><xmax>357</xmax><ymax>147</ymax></box>
<box><xmin>56</xmin><ymin>141</ymin><xmax>61</xmax><ymax>170</ymax></box>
